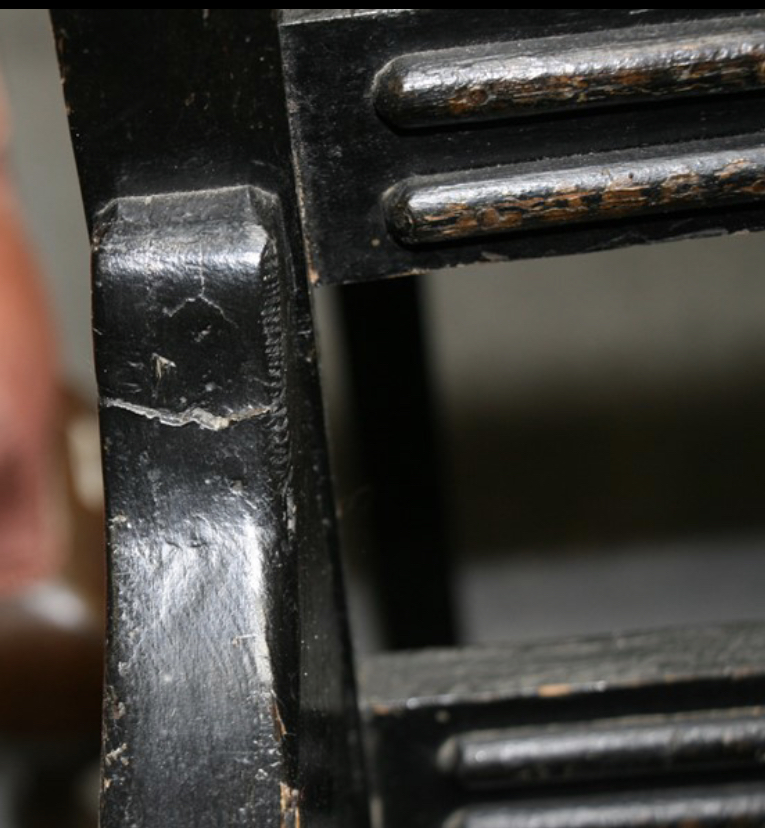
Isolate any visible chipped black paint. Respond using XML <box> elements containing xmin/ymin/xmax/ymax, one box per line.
<box><xmin>374</xmin><ymin>15</ymin><xmax>765</xmax><ymax>129</ymax></box>
<box><xmin>384</xmin><ymin>140</ymin><xmax>765</xmax><ymax>245</ymax></box>
<box><xmin>279</xmin><ymin>8</ymin><xmax>765</xmax><ymax>284</ymax></box>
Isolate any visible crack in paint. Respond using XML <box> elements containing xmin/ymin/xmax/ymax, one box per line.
<box><xmin>102</xmin><ymin>398</ymin><xmax>271</xmax><ymax>431</ymax></box>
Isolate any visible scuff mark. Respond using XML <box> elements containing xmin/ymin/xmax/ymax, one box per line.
<box><xmin>271</xmin><ymin>697</ymin><xmax>288</xmax><ymax>744</ymax></box>
<box><xmin>371</xmin><ymin>703</ymin><xmax>394</xmax><ymax>717</ymax></box>
<box><xmin>280</xmin><ymin>782</ymin><xmax>301</xmax><ymax>828</ymax></box>
<box><xmin>153</xmin><ymin>353</ymin><xmax>177</xmax><ymax>382</ymax></box>
<box><xmin>102</xmin><ymin>398</ymin><xmax>271</xmax><ymax>431</ymax></box>
<box><xmin>163</xmin><ymin>295</ymin><xmax>196</xmax><ymax>319</ymax></box>
<box><xmin>286</xmin><ymin>492</ymin><xmax>297</xmax><ymax>535</ymax></box>
<box><xmin>161</xmin><ymin>271</ymin><xmax>239</xmax><ymax>328</ymax></box>
<box><xmin>105</xmin><ymin>743</ymin><xmax>129</xmax><ymax>767</ymax></box>
<box><xmin>200</xmin><ymin>271</ymin><xmax>239</xmax><ymax>327</ymax></box>
<box><xmin>106</xmin><ymin>685</ymin><xmax>127</xmax><ymax>720</ymax></box>
<box><xmin>200</xmin><ymin>294</ymin><xmax>238</xmax><ymax>327</ymax></box>
<box><xmin>232</xmin><ymin>632</ymin><xmax>261</xmax><ymax>648</ymax></box>
<box><xmin>537</xmin><ymin>683</ymin><xmax>574</xmax><ymax>698</ymax></box>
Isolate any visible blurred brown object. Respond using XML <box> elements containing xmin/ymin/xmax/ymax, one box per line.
<box><xmin>0</xmin><ymin>116</ymin><xmax>61</xmax><ymax>598</ymax></box>
<box><xmin>0</xmin><ymin>387</ymin><xmax>105</xmax><ymax>828</ymax></box>
<box><xmin>0</xmin><ymin>80</ymin><xmax>104</xmax><ymax>826</ymax></box>
<box><xmin>0</xmin><ymin>387</ymin><xmax>104</xmax><ymax>739</ymax></box>
<box><xmin>0</xmin><ymin>78</ymin><xmax>103</xmax><ymax>728</ymax></box>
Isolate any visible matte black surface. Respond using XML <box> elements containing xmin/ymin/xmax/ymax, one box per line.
<box><xmin>280</xmin><ymin>8</ymin><xmax>765</xmax><ymax>285</ymax></box>
<box><xmin>361</xmin><ymin>623</ymin><xmax>765</xmax><ymax>708</ymax></box>
<box><xmin>54</xmin><ymin>9</ymin><xmax>292</xmax><ymax>219</ymax></box>
<box><xmin>360</xmin><ymin>624</ymin><xmax>765</xmax><ymax>828</ymax></box>
<box><xmin>454</xmin><ymin>785</ymin><xmax>765</xmax><ymax>828</ymax></box>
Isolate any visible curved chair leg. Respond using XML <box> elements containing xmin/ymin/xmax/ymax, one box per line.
<box><xmin>52</xmin><ymin>11</ymin><xmax>368</xmax><ymax>828</ymax></box>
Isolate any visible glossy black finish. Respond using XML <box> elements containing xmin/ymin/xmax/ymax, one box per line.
<box><xmin>52</xmin><ymin>11</ymin><xmax>367</xmax><ymax>828</ymax></box>
<box><xmin>279</xmin><ymin>8</ymin><xmax>765</xmax><ymax>285</ymax></box>
<box><xmin>360</xmin><ymin>623</ymin><xmax>765</xmax><ymax>828</ymax></box>
<box><xmin>94</xmin><ymin>186</ymin><xmax>299</xmax><ymax>827</ymax></box>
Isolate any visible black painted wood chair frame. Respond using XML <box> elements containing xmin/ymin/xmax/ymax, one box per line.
<box><xmin>51</xmin><ymin>10</ymin><xmax>765</xmax><ymax>828</ymax></box>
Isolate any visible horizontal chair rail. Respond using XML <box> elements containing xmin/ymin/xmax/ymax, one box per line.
<box><xmin>385</xmin><ymin>142</ymin><xmax>765</xmax><ymax>245</ymax></box>
<box><xmin>374</xmin><ymin>15</ymin><xmax>765</xmax><ymax>129</ymax></box>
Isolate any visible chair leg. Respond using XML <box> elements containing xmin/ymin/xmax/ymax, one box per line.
<box><xmin>93</xmin><ymin>184</ymin><xmax>366</xmax><ymax>828</ymax></box>
<box><xmin>339</xmin><ymin>278</ymin><xmax>457</xmax><ymax>649</ymax></box>
<box><xmin>52</xmin><ymin>10</ymin><xmax>368</xmax><ymax>828</ymax></box>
